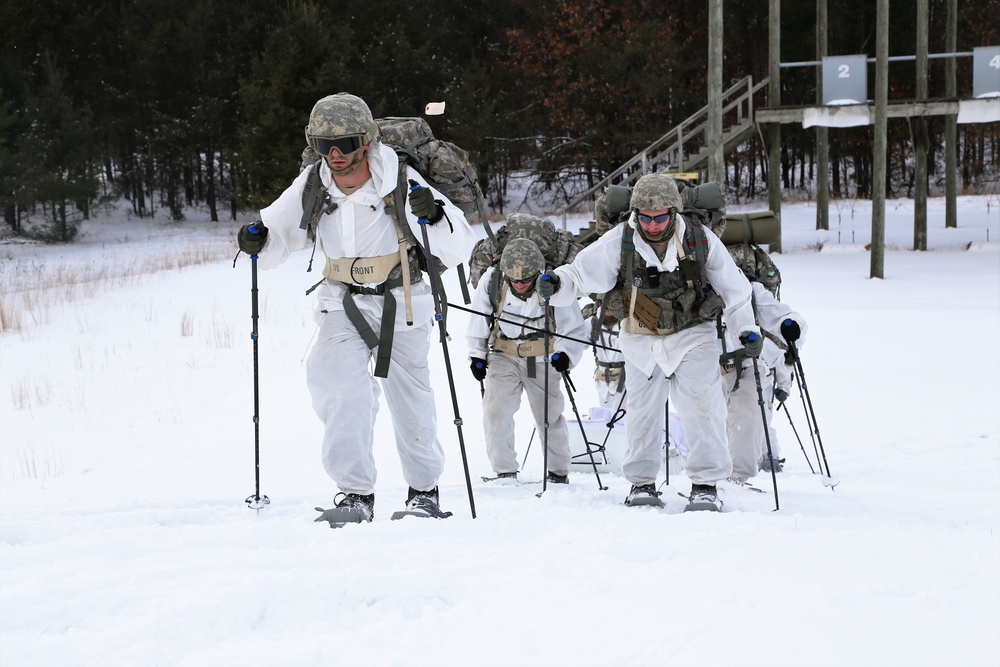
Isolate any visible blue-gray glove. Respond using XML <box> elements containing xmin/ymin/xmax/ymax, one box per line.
<box><xmin>238</xmin><ymin>223</ymin><xmax>268</xmax><ymax>254</ymax></box>
<box><xmin>407</xmin><ymin>184</ymin><xmax>443</xmax><ymax>223</ymax></box>
<box><xmin>536</xmin><ymin>272</ymin><xmax>560</xmax><ymax>299</ymax></box>
<box><xmin>774</xmin><ymin>387</ymin><xmax>789</xmax><ymax>403</ymax></box>
<box><xmin>740</xmin><ymin>331</ymin><xmax>763</xmax><ymax>358</ymax></box>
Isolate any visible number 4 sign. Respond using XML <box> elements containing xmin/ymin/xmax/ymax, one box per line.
<box><xmin>973</xmin><ymin>46</ymin><xmax>1000</xmax><ymax>99</ymax></box>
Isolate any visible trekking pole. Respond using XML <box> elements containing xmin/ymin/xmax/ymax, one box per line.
<box><xmin>561</xmin><ymin>370</ymin><xmax>608</xmax><ymax>491</ymax></box>
<box><xmin>520</xmin><ymin>428</ymin><xmax>536</xmax><ymax>470</ymax></box>
<box><xmin>783</xmin><ymin>327</ymin><xmax>837</xmax><ymax>489</ymax></box>
<box><xmin>664</xmin><ymin>399</ymin><xmax>670</xmax><ymax>487</ymax></box>
<box><xmin>791</xmin><ymin>368</ymin><xmax>822</xmax><ymax>473</ymax></box>
<box><xmin>537</xmin><ymin>275</ymin><xmax>553</xmax><ymax>497</ymax></box>
<box><xmin>776</xmin><ymin>401</ymin><xmax>816</xmax><ymax>474</ymax></box>
<box><xmin>242</xmin><ymin>232</ymin><xmax>269</xmax><ymax>511</ymax></box>
<box><xmin>447</xmin><ymin>302</ymin><xmax>619</xmax><ymax>353</ymax></box>
<box><xmin>741</xmin><ymin>333</ymin><xmax>779</xmax><ymax>511</ymax></box>
<box><xmin>409</xmin><ymin>181</ymin><xmax>477</xmax><ymax>517</ymax></box>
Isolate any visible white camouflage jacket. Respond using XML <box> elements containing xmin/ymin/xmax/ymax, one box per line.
<box><xmin>548</xmin><ymin>215</ymin><xmax>760</xmax><ymax>379</ymax></box>
<box><xmin>254</xmin><ymin>142</ymin><xmax>476</xmax><ymax>328</ymax></box>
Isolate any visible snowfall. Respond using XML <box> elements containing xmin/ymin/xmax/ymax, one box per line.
<box><xmin>1</xmin><ymin>191</ymin><xmax>998</xmax><ymax>667</ymax></box>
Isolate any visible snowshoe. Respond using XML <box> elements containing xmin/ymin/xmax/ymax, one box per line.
<box><xmin>680</xmin><ymin>484</ymin><xmax>723</xmax><ymax>512</ymax></box>
<box><xmin>481</xmin><ymin>472</ymin><xmax>518</xmax><ymax>483</ymax></box>
<box><xmin>391</xmin><ymin>487</ymin><xmax>454</xmax><ymax>521</ymax></box>
<box><xmin>726</xmin><ymin>477</ymin><xmax>766</xmax><ymax>494</ymax></box>
<box><xmin>545</xmin><ymin>472</ymin><xmax>569</xmax><ymax>485</ymax></box>
<box><xmin>759</xmin><ymin>456</ymin><xmax>785</xmax><ymax>473</ymax></box>
<box><xmin>314</xmin><ymin>492</ymin><xmax>374</xmax><ymax>528</ymax></box>
<box><xmin>624</xmin><ymin>483</ymin><xmax>665</xmax><ymax>508</ymax></box>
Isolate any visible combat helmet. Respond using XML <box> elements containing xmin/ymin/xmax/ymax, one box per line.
<box><xmin>304</xmin><ymin>93</ymin><xmax>381</xmax><ymax>157</ymax></box>
<box><xmin>630</xmin><ymin>173</ymin><xmax>683</xmax><ymax>212</ymax></box>
<box><xmin>630</xmin><ymin>174</ymin><xmax>683</xmax><ymax>242</ymax></box>
<box><xmin>500</xmin><ymin>238</ymin><xmax>545</xmax><ymax>282</ymax></box>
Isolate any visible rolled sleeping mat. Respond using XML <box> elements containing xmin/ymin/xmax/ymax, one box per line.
<box><xmin>721</xmin><ymin>210</ymin><xmax>780</xmax><ymax>245</ymax></box>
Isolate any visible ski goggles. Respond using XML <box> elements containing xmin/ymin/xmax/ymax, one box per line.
<box><xmin>312</xmin><ymin>134</ymin><xmax>370</xmax><ymax>157</ymax></box>
<box><xmin>636</xmin><ymin>211</ymin><xmax>675</xmax><ymax>226</ymax></box>
<box><xmin>509</xmin><ymin>277</ymin><xmax>536</xmax><ymax>286</ymax></box>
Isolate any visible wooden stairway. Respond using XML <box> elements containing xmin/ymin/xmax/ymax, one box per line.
<box><xmin>562</xmin><ymin>75</ymin><xmax>768</xmax><ymax>222</ymax></box>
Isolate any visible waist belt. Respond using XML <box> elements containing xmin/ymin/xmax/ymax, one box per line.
<box><xmin>491</xmin><ymin>336</ymin><xmax>552</xmax><ymax>379</ymax></box>
<box><xmin>491</xmin><ymin>337</ymin><xmax>549</xmax><ymax>358</ymax></box>
<box><xmin>594</xmin><ymin>363</ymin><xmax>625</xmax><ymax>391</ymax></box>
<box><xmin>595</xmin><ymin>365</ymin><xmax>624</xmax><ymax>381</ymax></box>
<box><xmin>324</xmin><ymin>252</ymin><xmax>400</xmax><ymax>285</ymax></box>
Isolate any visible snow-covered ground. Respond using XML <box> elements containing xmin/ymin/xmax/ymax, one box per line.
<box><xmin>1</xmin><ymin>195</ymin><xmax>998</xmax><ymax>667</ymax></box>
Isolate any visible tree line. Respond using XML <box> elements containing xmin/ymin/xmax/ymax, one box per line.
<box><xmin>1</xmin><ymin>0</ymin><xmax>996</xmax><ymax>241</ymax></box>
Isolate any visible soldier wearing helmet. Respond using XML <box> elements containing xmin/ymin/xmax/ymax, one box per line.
<box><xmin>236</xmin><ymin>93</ymin><xmax>477</xmax><ymax>525</ymax></box>
<box><xmin>534</xmin><ymin>173</ymin><xmax>761</xmax><ymax>512</ymax></box>
<box><xmin>466</xmin><ymin>234</ymin><xmax>587</xmax><ymax>484</ymax></box>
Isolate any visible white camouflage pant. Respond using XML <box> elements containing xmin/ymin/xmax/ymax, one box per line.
<box><xmin>481</xmin><ymin>351</ymin><xmax>571</xmax><ymax>476</ymax></box>
<box><xmin>723</xmin><ymin>358</ymin><xmax>771</xmax><ymax>480</ymax></box>
<box><xmin>622</xmin><ymin>339</ymin><xmax>732</xmax><ymax>486</ymax></box>
<box><xmin>306</xmin><ymin>310</ymin><xmax>445</xmax><ymax>496</ymax></box>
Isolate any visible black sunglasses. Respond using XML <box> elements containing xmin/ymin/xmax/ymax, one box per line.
<box><xmin>313</xmin><ymin>134</ymin><xmax>368</xmax><ymax>157</ymax></box>
<box><xmin>509</xmin><ymin>277</ymin><xmax>535</xmax><ymax>285</ymax></box>
<box><xmin>636</xmin><ymin>211</ymin><xmax>674</xmax><ymax>225</ymax></box>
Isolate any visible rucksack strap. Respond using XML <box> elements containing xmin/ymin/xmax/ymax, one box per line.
<box><xmin>739</xmin><ymin>213</ymin><xmax>752</xmax><ymax>278</ymax></box>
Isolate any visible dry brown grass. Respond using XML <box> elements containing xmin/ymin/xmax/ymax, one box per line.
<box><xmin>1</xmin><ymin>241</ymin><xmax>231</xmax><ymax>336</ymax></box>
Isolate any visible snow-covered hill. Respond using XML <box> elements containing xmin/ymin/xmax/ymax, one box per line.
<box><xmin>2</xmin><ymin>196</ymin><xmax>998</xmax><ymax>666</ymax></box>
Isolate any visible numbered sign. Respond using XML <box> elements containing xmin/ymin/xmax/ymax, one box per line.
<box><xmin>823</xmin><ymin>55</ymin><xmax>868</xmax><ymax>105</ymax></box>
<box><xmin>973</xmin><ymin>46</ymin><xmax>1000</xmax><ymax>99</ymax></box>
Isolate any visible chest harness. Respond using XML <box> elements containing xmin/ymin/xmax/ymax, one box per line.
<box><xmin>300</xmin><ymin>159</ymin><xmax>442</xmax><ymax>378</ymax></box>
<box><xmin>486</xmin><ymin>271</ymin><xmax>555</xmax><ymax>378</ymax></box>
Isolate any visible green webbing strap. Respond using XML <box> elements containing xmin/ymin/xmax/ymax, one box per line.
<box><xmin>374</xmin><ymin>289</ymin><xmax>397</xmax><ymax>378</ymax></box>
<box><xmin>691</xmin><ymin>224</ymin><xmax>710</xmax><ymax>286</ymax></box>
<box><xmin>527</xmin><ymin>355</ymin><xmax>536</xmax><ymax>379</ymax></box>
<box><xmin>342</xmin><ymin>290</ymin><xmax>379</xmax><ymax>349</ymax></box>
<box><xmin>301</xmin><ymin>163</ymin><xmax>324</xmax><ymax>231</ymax></box>
<box><xmin>341</xmin><ymin>277</ymin><xmax>403</xmax><ymax>379</ymax></box>
<box><xmin>622</xmin><ymin>224</ymin><xmax>635</xmax><ymax>289</ymax></box>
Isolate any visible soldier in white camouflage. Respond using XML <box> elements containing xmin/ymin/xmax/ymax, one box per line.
<box><xmin>236</xmin><ymin>93</ymin><xmax>477</xmax><ymax>525</ymax></box>
<box><xmin>709</xmin><ymin>215</ymin><xmax>806</xmax><ymax>479</ymax></box>
<box><xmin>536</xmin><ymin>173</ymin><xmax>761</xmax><ymax>512</ymax></box>
<box><xmin>466</xmin><ymin>238</ymin><xmax>587</xmax><ymax>484</ymax></box>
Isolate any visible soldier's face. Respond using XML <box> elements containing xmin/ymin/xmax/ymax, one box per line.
<box><xmin>324</xmin><ymin>143</ymin><xmax>369</xmax><ymax>173</ymax></box>
<box><xmin>509</xmin><ymin>276</ymin><xmax>536</xmax><ymax>295</ymax></box>
<box><xmin>636</xmin><ymin>208</ymin><xmax>674</xmax><ymax>237</ymax></box>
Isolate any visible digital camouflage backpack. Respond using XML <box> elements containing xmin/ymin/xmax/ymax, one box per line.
<box><xmin>717</xmin><ymin>211</ymin><xmax>782</xmax><ymax>298</ymax></box>
<box><xmin>468</xmin><ymin>212</ymin><xmax>583</xmax><ymax>289</ymax></box>
<box><xmin>592</xmin><ymin>178</ymin><xmax>727</xmax><ymax>238</ymax></box>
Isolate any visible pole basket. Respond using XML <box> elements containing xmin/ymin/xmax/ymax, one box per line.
<box><xmin>246</xmin><ymin>494</ymin><xmax>271</xmax><ymax>510</ymax></box>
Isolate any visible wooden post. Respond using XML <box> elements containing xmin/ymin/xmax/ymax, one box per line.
<box><xmin>816</xmin><ymin>0</ymin><xmax>829</xmax><ymax>231</ymax></box>
<box><xmin>767</xmin><ymin>0</ymin><xmax>783</xmax><ymax>253</ymax></box>
<box><xmin>708</xmin><ymin>0</ymin><xmax>724</xmax><ymax>184</ymax></box>
<box><xmin>945</xmin><ymin>0</ymin><xmax>957</xmax><ymax>228</ymax></box>
<box><xmin>913</xmin><ymin>0</ymin><xmax>928</xmax><ymax>251</ymax></box>
<box><xmin>871</xmin><ymin>0</ymin><xmax>888</xmax><ymax>279</ymax></box>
